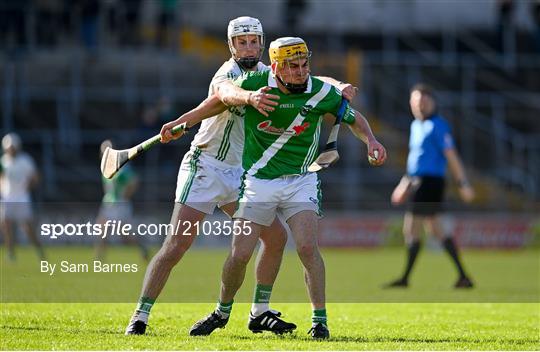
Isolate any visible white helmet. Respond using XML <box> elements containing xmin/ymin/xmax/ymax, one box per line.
<box><xmin>2</xmin><ymin>133</ymin><xmax>22</xmax><ymax>152</ymax></box>
<box><xmin>227</xmin><ymin>16</ymin><xmax>265</xmax><ymax>70</ymax></box>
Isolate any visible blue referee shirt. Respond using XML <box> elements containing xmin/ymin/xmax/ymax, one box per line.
<box><xmin>407</xmin><ymin>114</ymin><xmax>455</xmax><ymax>177</ymax></box>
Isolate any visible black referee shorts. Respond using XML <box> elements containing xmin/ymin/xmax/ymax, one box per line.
<box><xmin>408</xmin><ymin>176</ymin><xmax>445</xmax><ymax>216</ymax></box>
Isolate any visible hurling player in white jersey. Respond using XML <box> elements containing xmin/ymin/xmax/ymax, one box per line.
<box><xmin>0</xmin><ymin>133</ymin><xmax>45</xmax><ymax>261</ymax></box>
<box><xmin>127</xmin><ymin>17</ymin><xmax>292</xmax><ymax>336</ymax></box>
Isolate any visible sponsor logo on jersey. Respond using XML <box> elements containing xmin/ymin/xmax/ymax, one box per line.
<box><xmin>279</xmin><ymin>103</ymin><xmax>295</xmax><ymax>108</ymax></box>
<box><xmin>300</xmin><ymin>104</ymin><xmax>313</xmax><ymax>116</ymax></box>
<box><xmin>257</xmin><ymin>120</ymin><xmax>311</xmax><ymax>136</ymax></box>
<box><xmin>292</xmin><ymin>122</ymin><xmax>310</xmax><ymax>136</ymax></box>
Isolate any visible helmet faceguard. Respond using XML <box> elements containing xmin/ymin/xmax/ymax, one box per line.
<box><xmin>227</xmin><ymin>16</ymin><xmax>265</xmax><ymax>70</ymax></box>
<box><xmin>269</xmin><ymin>37</ymin><xmax>312</xmax><ymax>94</ymax></box>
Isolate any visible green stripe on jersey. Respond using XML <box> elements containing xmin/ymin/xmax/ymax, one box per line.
<box><xmin>216</xmin><ymin>120</ymin><xmax>234</xmax><ymax>161</ymax></box>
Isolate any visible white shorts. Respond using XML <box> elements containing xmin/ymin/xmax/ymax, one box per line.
<box><xmin>0</xmin><ymin>201</ymin><xmax>33</xmax><ymax>222</ymax></box>
<box><xmin>175</xmin><ymin>148</ymin><xmax>244</xmax><ymax>214</ymax></box>
<box><xmin>234</xmin><ymin>172</ymin><xmax>322</xmax><ymax>226</ymax></box>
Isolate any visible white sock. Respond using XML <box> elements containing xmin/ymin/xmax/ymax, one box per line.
<box><xmin>133</xmin><ymin>311</ymin><xmax>149</xmax><ymax>324</ymax></box>
<box><xmin>251</xmin><ymin>303</ymin><xmax>270</xmax><ymax>317</ymax></box>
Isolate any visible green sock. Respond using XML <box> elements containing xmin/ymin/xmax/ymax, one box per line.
<box><xmin>216</xmin><ymin>300</ymin><xmax>233</xmax><ymax>318</ymax></box>
<box><xmin>251</xmin><ymin>284</ymin><xmax>273</xmax><ymax>316</ymax></box>
<box><xmin>312</xmin><ymin>308</ymin><xmax>327</xmax><ymax>326</ymax></box>
<box><xmin>134</xmin><ymin>296</ymin><xmax>155</xmax><ymax>323</ymax></box>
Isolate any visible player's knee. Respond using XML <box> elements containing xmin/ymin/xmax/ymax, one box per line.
<box><xmin>158</xmin><ymin>243</ymin><xmax>189</xmax><ymax>266</ymax></box>
<box><xmin>296</xmin><ymin>242</ymin><xmax>318</xmax><ymax>260</ymax></box>
<box><xmin>260</xmin><ymin>234</ymin><xmax>287</xmax><ymax>253</ymax></box>
<box><xmin>230</xmin><ymin>247</ymin><xmax>252</xmax><ymax>266</ymax></box>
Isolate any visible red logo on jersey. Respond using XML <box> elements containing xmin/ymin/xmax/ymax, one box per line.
<box><xmin>257</xmin><ymin>120</ymin><xmax>311</xmax><ymax>136</ymax></box>
<box><xmin>292</xmin><ymin>122</ymin><xmax>310</xmax><ymax>135</ymax></box>
<box><xmin>257</xmin><ymin>120</ymin><xmax>285</xmax><ymax>135</ymax></box>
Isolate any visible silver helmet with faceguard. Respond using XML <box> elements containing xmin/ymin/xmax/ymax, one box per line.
<box><xmin>227</xmin><ymin>16</ymin><xmax>265</xmax><ymax>70</ymax></box>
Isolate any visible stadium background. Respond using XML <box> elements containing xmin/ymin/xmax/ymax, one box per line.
<box><xmin>1</xmin><ymin>0</ymin><xmax>539</xmax><ymax>284</ymax></box>
<box><xmin>1</xmin><ymin>0</ymin><xmax>538</xmax><ymax>248</ymax></box>
<box><xmin>1</xmin><ymin>1</ymin><xmax>539</xmax><ymax>350</ymax></box>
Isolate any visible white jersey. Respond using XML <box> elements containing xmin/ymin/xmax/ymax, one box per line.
<box><xmin>0</xmin><ymin>152</ymin><xmax>36</xmax><ymax>202</ymax></box>
<box><xmin>190</xmin><ymin>58</ymin><xmax>269</xmax><ymax>167</ymax></box>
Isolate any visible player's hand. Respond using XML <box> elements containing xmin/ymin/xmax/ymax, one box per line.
<box><xmin>247</xmin><ymin>86</ymin><xmax>280</xmax><ymax>117</ymax></box>
<box><xmin>339</xmin><ymin>83</ymin><xmax>359</xmax><ymax>101</ymax></box>
<box><xmin>367</xmin><ymin>139</ymin><xmax>387</xmax><ymax>166</ymax></box>
<box><xmin>459</xmin><ymin>184</ymin><xmax>475</xmax><ymax>203</ymax></box>
<box><xmin>160</xmin><ymin>120</ymin><xmax>186</xmax><ymax>143</ymax></box>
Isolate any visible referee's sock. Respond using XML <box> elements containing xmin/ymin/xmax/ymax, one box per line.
<box><xmin>442</xmin><ymin>237</ymin><xmax>467</xmax><ymax>278</ymax></box>
<box><xmin>401</xmin><ymin>240</ymin><xmax>421</xmax><ymax>282</ymax></box>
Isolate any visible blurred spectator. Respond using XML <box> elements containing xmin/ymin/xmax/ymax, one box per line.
<box><xmin>156</xmin><ymin>0</ymin><xmax>178</xmax><ymax>48</ymax></box>
<box><xmin>0</xmin><ymin>0</ymin><xmax>29</xmax><ymax>54</ymax></box>
<box><xmin>79</xmin><ymin>0</ymin><xmax>101</xmax><ymax>54</ymax></box>
<box><xmin>0</xmin><ymin>133</ymin><xmax>45</xmax><ymax>262</ymax></box>
<box><xmin>496</xmin><ymin>0</ymin><xmax>515</xmax><ymax>54</ymax></box>
<box><xmin>386</xmin><ymin>84</ymin><xmax>475</xmax><ymax>289</ymax></box>
<box><xmin>284</xmin><ymin>0</ymin><xmax>307</xmax><ymax>35</ymax></box>
<box><xmin>532</xmin><ymin>0</ymin><xmax>540</xmax><ymax>52</ymax></box>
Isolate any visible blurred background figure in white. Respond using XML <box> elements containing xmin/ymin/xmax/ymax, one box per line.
<box><xmin>0</xmin><ymin>132</ymin><xmax>45</xmax><ymax>262</ymax></box>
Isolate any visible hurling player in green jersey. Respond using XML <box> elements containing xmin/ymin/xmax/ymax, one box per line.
<box><xmin>95</xmin><ymin>140</ymin><xmax>149</xmax><ymax>261</ymax></box>
<box><xmin>190</xmin><ymin>37</ymin><xmax>387</xmax><ymax>339</ymax></box>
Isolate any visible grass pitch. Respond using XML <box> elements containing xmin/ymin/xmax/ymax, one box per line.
<box><xmin>2</xmin><ymin>303</ymin><xmax>538</xmax><ymax>350</ymax></box>
<box><xmin>1</xmin><ymin>246</ymin><xmax>539</xmax><ymax>350</ymax></box>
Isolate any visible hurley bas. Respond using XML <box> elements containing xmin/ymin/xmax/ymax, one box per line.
<box><xmin>41</xmin><ymin>260</ymin><xmax>138</xmax><ymax>276</ymax></box>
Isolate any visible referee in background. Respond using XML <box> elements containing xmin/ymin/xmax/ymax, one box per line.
<box><xmin>387</xmin><ymin>83</ymin><xmax>475</xmax><ymax>289</ymax></box>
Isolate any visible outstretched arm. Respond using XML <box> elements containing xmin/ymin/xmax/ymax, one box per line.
<box><xmin>214</xmin><ymin>81</ymin><xmax>280</xmax><ymax>117</ymax></box>
<box><xmin>316</xmin><ymin>76</ymin><xmax>358</xmax><ymax>101</ymax></box>
<box><xmin>160</xmin><ymin>94</ymin><xmax>227</xmax><ymax>143</ymax></box>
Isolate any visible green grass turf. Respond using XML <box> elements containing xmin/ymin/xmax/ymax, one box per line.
<box><xmin>1</xmin><ymin>246</ymin><xmax>538</xmax><ymax>303</ymax></box>
<box><xmin>1</xmin><ymin>246</ymin><xmax>539</xmax><ymax>350</ymax></box>
<box><xmin>1</xmin><ymin>303</ymin><xmax>538</xmax><ymax>350</ymax></box>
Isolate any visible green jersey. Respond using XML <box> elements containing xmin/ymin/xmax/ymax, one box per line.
<box><xmin>234</xmin><ymin>70</ymin><xmax>355</xmax><ymax>179</ymax></box>
<box><xmin>102</xmin><ymin>165</ymin><xmax>136</xmax><ymax>202</ymax></box>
